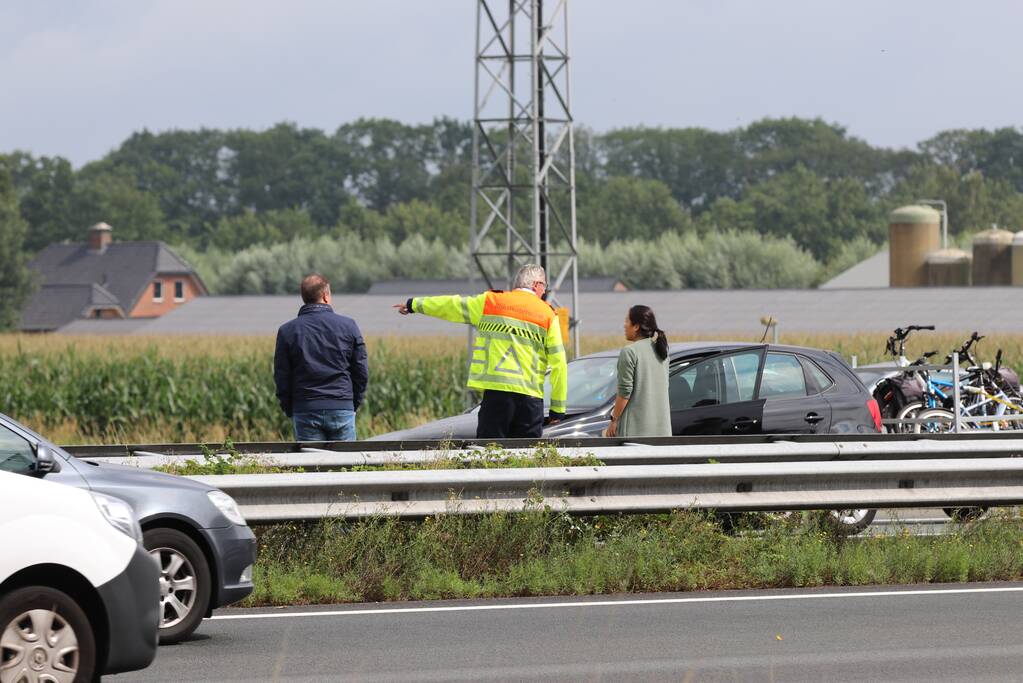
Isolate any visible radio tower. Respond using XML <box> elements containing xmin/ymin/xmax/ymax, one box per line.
<box><xmin>470</xmin><ymin>0</ymin><xmax>580</xmax><ymax>355</ymax></box>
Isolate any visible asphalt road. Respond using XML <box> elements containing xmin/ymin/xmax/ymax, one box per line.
<box><xmin>112</xmin><ymin>583</ymin><xmax>1023</xmax><ymax>682</ymax></box>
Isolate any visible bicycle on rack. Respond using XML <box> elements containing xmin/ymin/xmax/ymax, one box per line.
<box><xmin>903</xmin><ymin>331</ymin><xmax>984</xmax><ymax>434</ymax></box>
<box><xmin>872</xmin><ymin>325</ymin><xmax>935</xmax><ymax>433</ymax></box>
<box><xmin>912</xmin><ymin>333</ymin><xmax>1023</xmax><ymax>433</ymax></box>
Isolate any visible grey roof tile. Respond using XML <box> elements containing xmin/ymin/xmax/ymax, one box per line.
<box><xmin>366</xmin><ymin>277</ymin><xmax>627</xmax><ymax>295</ymax></box>
<box><xmin>19</xmin><ymin>284</ymin><xmax>125</xmax><ymax>332</ymax></box>
<box><xmin>28</xmin><ymin>241</ymin><xmax>203</xmax><ymax>313</ymax></box>
<box><xmin>60</xmin><ymin>287</ymin><xmax>1023</xmax><ymax>337</ymax></box>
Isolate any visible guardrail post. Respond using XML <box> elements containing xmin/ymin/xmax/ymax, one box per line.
<box><xmin>851</xmin><ymin>355</ymin><xmax>858</xmax><ymax>369</ymax></box>
<box><xmin>953</xmin><ymin>352</ymin><xmax>962</xmax><ymax>434</ymax></box>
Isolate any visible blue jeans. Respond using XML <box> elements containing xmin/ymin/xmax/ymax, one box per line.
<box><xmin>292</xmin><ymin>409</ymin><xmax>356</xmax><ymax>442</ymax></box>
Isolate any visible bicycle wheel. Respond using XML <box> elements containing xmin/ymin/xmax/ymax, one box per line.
<box><xmin>911</xmin><ymin>408</ymin><xmax>956</xmax><ymax>434</ymax></box>
<box><xmin>894</xmin><ymin>401</ymin><xmax>924</xmax><ymax>434</ymax></box>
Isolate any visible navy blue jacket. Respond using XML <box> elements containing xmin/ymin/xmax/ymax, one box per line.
<box><xmin>273</xmin><ymin>304</ymin><xmax>368</xmax><ymax>417</ymax></box>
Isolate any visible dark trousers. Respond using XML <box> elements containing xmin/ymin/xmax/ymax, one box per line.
<box><xmin>476</xmin><ymin>390</ymin><xmax>544</xmax><ymax>439</ymax></box>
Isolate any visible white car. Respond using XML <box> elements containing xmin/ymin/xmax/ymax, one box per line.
<box><xmin>0</xmin><ymin>469</ymin><xmax>160</xmax><ymax>681</ymax></box>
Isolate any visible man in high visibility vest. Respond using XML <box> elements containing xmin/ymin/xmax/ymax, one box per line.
<box><xmin>394</xmin><ymin>264</ymin><xmax>568</xmax><ymax>439</ymax></box>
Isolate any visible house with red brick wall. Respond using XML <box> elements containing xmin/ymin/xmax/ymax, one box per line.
<box><xmin>20</xmin><ymin>222</ymin><xmax>208</xmax><ymax>332</ymax></box>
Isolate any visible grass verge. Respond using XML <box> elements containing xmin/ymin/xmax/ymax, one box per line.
<box><xmin>153</xmin><ymin>441</ymin><xmax>603</xmax><ymax>475</ymax></box>
<box><xmin>244</xmin><ymin>509</ymin><xmax>1023</xmax><ymax>606</ymax></box>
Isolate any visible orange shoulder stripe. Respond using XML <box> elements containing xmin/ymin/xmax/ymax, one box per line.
<box><xmin>483</xmin><ymin>291</ymin><xmax>554</xmax><ymax>328</ymax></box>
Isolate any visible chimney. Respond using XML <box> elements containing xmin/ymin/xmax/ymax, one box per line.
<box><xmin>88</xmin><ymin>222</ymin><xmax>113</xmax><ymax>252</ymax></box>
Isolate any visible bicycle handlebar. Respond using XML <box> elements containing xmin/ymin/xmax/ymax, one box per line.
<box><xmin>945</xmin><ymin>331</ymin><xmax>985</xmax><ymax>366</ymax></box>
<box><xmin>908</xmin><ymin>350</ymin><xmax>938</xmax><ymax>367</ymax></box>
<box><xmin>886</xmin><ymin>325</ymin><xmax>936</xmax><ymax>359</ymax></box>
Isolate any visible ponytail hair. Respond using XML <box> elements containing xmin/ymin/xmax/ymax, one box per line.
<box><xmin>628</xmin><ymin>305</ymin><xmax>669</xmax><ymax>361</ymax></box>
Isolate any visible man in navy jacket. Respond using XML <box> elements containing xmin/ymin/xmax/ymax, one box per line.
<box><xmin>274</xmin><ymin>274</ymin><xmax>368</xmax><ymax>441</ymax></box>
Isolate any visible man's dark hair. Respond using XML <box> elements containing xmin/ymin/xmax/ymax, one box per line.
<box><xmin>300</xmin><ymin>274</ymin><xmax>330</xmax><ymax>304</ymax></box>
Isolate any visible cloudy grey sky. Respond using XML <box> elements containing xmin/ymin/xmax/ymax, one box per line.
<box><xmin>2</xmin><ymin>0</ymin><xmax>1021</xmax><ymax>167</ymax></box>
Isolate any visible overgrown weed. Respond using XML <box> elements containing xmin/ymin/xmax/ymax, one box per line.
<box><xmin>242</xmin><ymin>509</ymin><xmax>1023</xmax><ymax>607</ymax></box>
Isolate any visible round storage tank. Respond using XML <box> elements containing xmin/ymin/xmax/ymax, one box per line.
<box><xmin>972</xmin><ymin>228</ymin><xmax>1014</xmax><ymax>286</ymax></box>
<box><xmin>925</xmin><ymin>249</ymin><xmax>972</xmax><ymax>287</ymax></box>
<box><xmin>889</xmin><ymin>205</ymin><xmax>941</xmax><ymax>287</ymax></box>
<box><xmin>1012</xmin><ymin>231</ymin><xmax>1023</xmax><ymax>285</ymax></box>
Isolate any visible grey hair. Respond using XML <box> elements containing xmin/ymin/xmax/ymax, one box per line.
<box><xmin>513</xmin><ymin>264</ymin><xmax>547</xmax><ymax>290</ymax></box>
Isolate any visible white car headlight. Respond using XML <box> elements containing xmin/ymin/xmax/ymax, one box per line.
<box><xmin>91</xmin><ymin>492</ymin><xmax>142</xmax><ymax>541</ymax></box>
<box><xmin>207</xmin><ymin>490</ymin><xmax>247</xmax><ymax>526</ymax></box>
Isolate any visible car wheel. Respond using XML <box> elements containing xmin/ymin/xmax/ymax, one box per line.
<box><xmin>144</xmin><ymin>528</ymin><xmax>211</xmax><ymax>645</ymax></box>
<box><xmin>826</xmin><ymin>508</ymin><xmax>877</xmax><ymax>535</ymax></box>
<box><xmin>0</xmin><ymin>585</ymin><xmax>97</xmax><ymax>683</ymax></box>
<box><xmin>943</xmin><ymin>507</ymin><xmax>988</xmax><ymax>522</ymax></box>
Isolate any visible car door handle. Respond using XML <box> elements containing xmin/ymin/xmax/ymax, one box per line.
<box><xmin>733</xmin><ymin>418</ymin><xmax>759</xmax><ymax>430</ymax></box>
<box><xmin>804</xmin><ymin>412</ymin><xmax>824</xmax><ymax>424</ymax></box>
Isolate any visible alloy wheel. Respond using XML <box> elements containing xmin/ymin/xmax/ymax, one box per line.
<box><xmin>150</xmin><ymin>546</ymin><xmax>198</xmax><ymax>629</ymax></box>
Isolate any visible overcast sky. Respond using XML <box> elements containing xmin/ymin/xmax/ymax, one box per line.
<box><xmin>2</xmin><ymin>0</ymin><xmax>1021</xmax><ymax>167</ymax></box>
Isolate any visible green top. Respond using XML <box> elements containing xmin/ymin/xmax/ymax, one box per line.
<box><xmin>616</xmin><ymin>338</ymin><xmax>671</xmax><ymax>437</ymax></box>
<box><xmin>889</xmin><ymin>205</ymin><xmax>940</xmax><ymax>225</ymax></box>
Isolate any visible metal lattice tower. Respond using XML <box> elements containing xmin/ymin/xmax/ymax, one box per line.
<box><xmin>470</xmin><ymin>0</ymin><xmax>580</xmax><ymax>355</ymax></box>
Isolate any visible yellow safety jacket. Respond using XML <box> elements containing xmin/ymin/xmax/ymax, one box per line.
<box><xmin>410</xmin><ymin>290</ymin><xmax>568</xmax><ymax>414</ymax></box>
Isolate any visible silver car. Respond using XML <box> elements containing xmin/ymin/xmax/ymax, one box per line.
<box><xmin>0</xmin><ymin>412</ymin><xmax>256</xmax><ymax>644</ymax></box>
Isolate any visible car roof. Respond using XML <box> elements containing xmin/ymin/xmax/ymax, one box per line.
<box><xmin>577</xmin><ymin>341</ymin><xmax>832</xmax><ymax>361</ymax></box>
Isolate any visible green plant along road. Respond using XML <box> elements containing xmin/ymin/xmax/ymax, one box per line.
<box><xmin>248</xmin><ymin>511</ymin><xmax>1023</xmax><ymax>606</ymax></box>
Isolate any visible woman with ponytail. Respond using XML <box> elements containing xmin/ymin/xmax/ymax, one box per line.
<box><xmin>606</xmin><ymin>305</ymin><xmax>672</xmax><ymax>437</ymax></box>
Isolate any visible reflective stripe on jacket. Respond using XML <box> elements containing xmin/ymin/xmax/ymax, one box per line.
<box><xmin>411</xmin><ymin>290</ymin><xmax>568</xmax><ymax>412</ymax></box>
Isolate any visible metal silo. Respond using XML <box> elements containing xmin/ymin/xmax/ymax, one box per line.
<box><xmin>972</xmin><ymin>228</ymin><xmax>1014</xmax><ymax>286</ymax></box>
<box><xmin>1012</xmin><ymin>231</ymin><xmax>1023</xmax><ymax>285</ymax></box>
<box><xmin>889</xmin><ymin>205</ymin><xmax>941</xmax><ymax>287</ymax></box>
<box><xmin>925</xmin><ymin>248</ymin><xmax>972</xmax><ymax>287</ymax></box>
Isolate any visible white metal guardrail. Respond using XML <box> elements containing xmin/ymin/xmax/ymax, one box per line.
<box><xmin>187</xmin><ymin>457</ymin><xmax>1023</xmax><ymax>522</ymax></box>
<box><xmin>97</xmin><ymin>439</ymin><xmax>1023</xmax><ymax>471</ymax></box>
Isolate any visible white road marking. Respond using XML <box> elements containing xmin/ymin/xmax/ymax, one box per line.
<box><xmin>211</xmin><ymin>585</ymin><xmax>1023</xmax><ymax>621</ymax></box>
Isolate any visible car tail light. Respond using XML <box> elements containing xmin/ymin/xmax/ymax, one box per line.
<box><xmin>866</xmin><ymin>398</ymin><xmax>882</xmax><ymax>432</ymax></box>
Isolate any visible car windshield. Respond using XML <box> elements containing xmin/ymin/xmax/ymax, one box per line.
<box><xmin>543</xmin><ymin>356</ymin><xmax>619</xmax><ymax>412</ymax></box>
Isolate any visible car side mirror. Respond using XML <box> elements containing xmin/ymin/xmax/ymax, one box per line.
<box><xmin>34</xmin><ymin>445</ymin><xmax>60</xmax><ymax>477</ymax></box>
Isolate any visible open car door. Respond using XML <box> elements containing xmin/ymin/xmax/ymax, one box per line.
<box><xmin>668</xmin><ymin>347</ymin><xmax>766</xmax><ymax>435</ymax></box>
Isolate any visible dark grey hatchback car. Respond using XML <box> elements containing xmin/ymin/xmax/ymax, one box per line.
<box><xmin>374</xmin><ymin>342</ymin><xmax>883</xmax><ymax>440</ymax></box>
<box><xmin>0</xmin><ymin>412</ymin><xmax>256</xmax><ymax>644</ymax></box>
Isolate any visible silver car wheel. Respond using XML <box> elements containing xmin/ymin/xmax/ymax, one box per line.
<box><xmin>150</xmin><ymin>546</ymin><xmax>198</xmax><ymax>629</ymax></box>
<box><xmin>831</xmin><ymin>509</ymin><xmax>869</xmax><ymax>526</ymax></box>
<box><xmin>1</xmin><ymin>608</ymin><xmax>80</xmax><ymax>683</ymax></box>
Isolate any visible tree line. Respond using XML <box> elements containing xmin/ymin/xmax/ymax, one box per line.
<box><xmin>3</xmin><ymin>117</ymin><xmax>1023</xmax><ymax>319</ymax></box>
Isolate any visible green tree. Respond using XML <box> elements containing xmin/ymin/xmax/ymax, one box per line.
<box><xmin>202</xmin><ymin>207</ymin><xmax>323</xmax><ymax>250</ymax></box>
<box><xmin>4</xmin><ymin>153</ymin><xmax>79</xmax><ymax>251</ymax></box>
<box><xmin>0</xmin><ymin>167</ymin><xmax>34</xmax><ymax>329</ymax></box>
<box><xmin>228</xmin><ymin>123</ymin><xmax>352</xmax><ymax>227</ymax></box>
<box><xmin>578</xmin><ymin>176</ymin><xmax>692</xmax><ymax>244</ymax></box>
<box><xmin>699</xmin><ymin>165</ymin><xmax>884</xmax><ymax>261</ymax></box>
<box><xmin>738</xmin><ymin>117</ymin><xmax>919</xmax><ymax>192</ymax></box>
<box><xmin>376</xmin><ymin>200</ymin><xmax>466</xmax><ymax>245</ymax></box>
<box><xmin>99</xmin><ymin>128</ymin><xmax>237</xmax><ymax>240</ymax></box>
<box><xmin>335</xmin><ymin>118</ymin><xmax>471</xmax><ymax>211</ymax></box>
<box><xmin>919</xmin><ymin>127</ymin><xmax>1023</xmax><ymax>193</ymax></box>
<box><xmin>72</xmin><ymin>167</ymin><xmax>167</xmax><ymax>241</ymax></box>
<box><xmin>599</xmin><ymin>126</ymin><xmax>741</xmax><ymax>209</ymax></box>
<box><xmin>889</xmin><ymin>164</ymin><xmax>1023</xmax><ymax>235</ymax></box>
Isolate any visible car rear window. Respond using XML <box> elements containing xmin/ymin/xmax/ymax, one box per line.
<box><xmin>802</xmin><ymin>358</ymin><xmax>834</xmax><ymax>393</ymax></box>
<box><xmin>759</xmin><ymin>353</ymin><xmax>808</xmax><ymax>398</ymax></box>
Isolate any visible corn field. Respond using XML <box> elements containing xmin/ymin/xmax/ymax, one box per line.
<box><xmin>1</xmin><ymin>331</ymin><xmax>1021</xmax><ymax>444</ymax></box>
<box><xmin>0</xmin><ymin>336</ymin><xmax>466</xmax><ymax>444</ymax></box>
